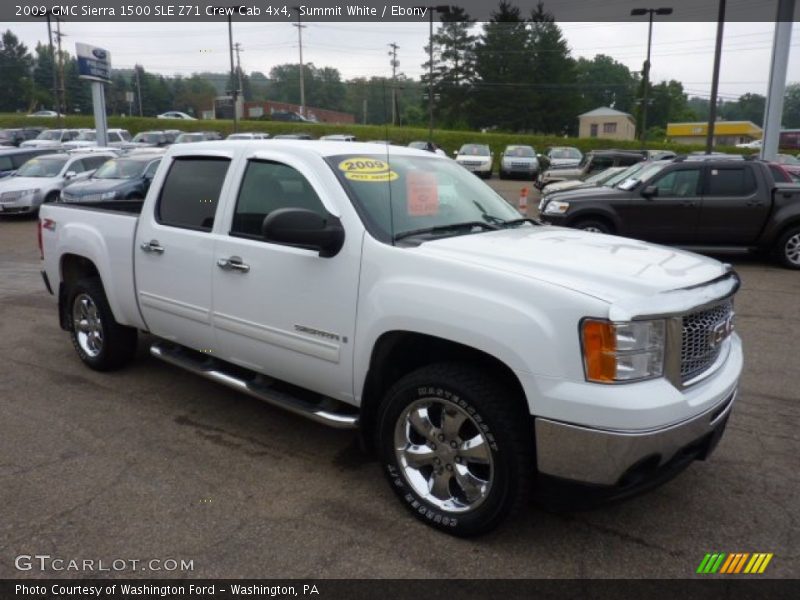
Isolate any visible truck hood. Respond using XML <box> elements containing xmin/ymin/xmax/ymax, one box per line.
<box><xmin>20</xmin><ymin>140</ymin><xmax>62</xmax><ymax>148</ymax></box>
<box><xmin>416</xmin><ymin>226</ymin><xmax>729</xmax><ymax>308</ymax></box>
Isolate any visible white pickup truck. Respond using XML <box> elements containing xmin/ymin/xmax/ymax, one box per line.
<box><xmin>39</xmin><ymin>141</ymin><xmax>743</xmax><ymax>536</ymax></box>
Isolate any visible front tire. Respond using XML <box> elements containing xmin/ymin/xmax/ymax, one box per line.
<box><xmin>375</xmin><ymin>363</ymin><xmax>533</xmax><ymax>536</ymax></box>
<box><xmin>67</xmin><ymin>277</ymin><xmax>138</xmax><ymax>371</ymax></box>
<box><xmin>775</xmin><ymin>226</ymin><xmax>800</xmax><ymax>269</ymax></box>
<box><xmin>573</xmin><ymin>219</ymin><xmax>612</xmax><ymax>234</ymax></box>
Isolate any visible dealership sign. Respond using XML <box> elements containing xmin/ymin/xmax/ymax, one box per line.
<box><xmin>75</xmin><ymin>43</ymin><xmax>111</xmax><ymax>84</ymax></box>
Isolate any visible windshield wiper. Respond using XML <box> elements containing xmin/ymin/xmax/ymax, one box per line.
<box><xmin>393</xmin><ymin>221</ymin><xmax>499</xmax><ymax>242</ymax></box>
<box><xmin>498</xmin><ymin>217</ymin><xmax>541</xmax><ymax>228</ymax></box>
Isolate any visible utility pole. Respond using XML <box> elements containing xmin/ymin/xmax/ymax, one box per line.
<box><xmin>388</xmin><ymin>43</ymin><xmax>399</xmax><ymax>126</ymax></box>
<box><xmin>362</xmin><ymin>98</ymin><xmax>367</xmax><ymax>125</ymax></box>
<box><xmin>44</xmin><ymin>13</ymin><xmax>60</xmax><ymax>123</ymax></box>
<box><xmin>134</xmin><ymin>65</ymin><xmax>143</xmax><ymax>116</ymax></box>
<box><xmin>631</xmin><ymin>7</ymin><xmax>674</xmax><ymax>146</ymax></box>
<box><xmin>293</xmin><ymin>10</ymin><xmax>306</xmax><ymax>118</ymax></box>
<box><xmin>705</xmin><ymin>0</ymin><xmax>726</xmax><ymax>154</ymax></box>
<box><xmin>226</xmin><ymin>13</ymin><xmax>238</xmax><ymax>132</ymax></box>
<box><xmin>55</xmin><ymin>18</ymin><xmax>66</xmax><ymax>119</ymax></box>
<box><xmin>234</xmin><ymin>42</ymin><xmax>244</xmax><ymax>101</ymax></box>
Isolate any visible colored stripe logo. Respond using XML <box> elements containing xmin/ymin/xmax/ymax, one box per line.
<box><xmin>697</xmin><ymin>553</ymin><xmax>773</xmax><ymax>574</ymax></box>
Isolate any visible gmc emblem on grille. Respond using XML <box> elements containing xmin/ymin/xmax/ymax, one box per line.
<box><xmin>709</xmin><ymin>313</ymin><xmax>735</xmax><ymax>348</ymax></box>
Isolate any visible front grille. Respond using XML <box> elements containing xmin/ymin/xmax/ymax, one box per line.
<box><xmin>680</xmin><ymin>300</ymin><xmax>734</xmax><ymax>383</ymax></box>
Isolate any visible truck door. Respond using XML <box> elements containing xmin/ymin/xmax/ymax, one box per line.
<box><xmin>210</xmin><ymin>156</ymin><xmax>360</xmax><ymax>403</ymax></box>
<box><xmin>615</xmin><ymin>165</ymin><xmax>703</xmax><ymax>243</ymax></box>
<box><xmin>696</xmin><ymin>164</ymin><xmax>769</xmax><ymax>245</ymax></box>
<box><xmin>134</xmin><ymin>154</ymin><xmax>232</xmax><ymax>351</ymax></box>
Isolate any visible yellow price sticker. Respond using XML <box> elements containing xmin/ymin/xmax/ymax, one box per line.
<box><xmin>338</xmin><ymin>157</ymin><xmax>398</xmax><ymax>182</ymax></box>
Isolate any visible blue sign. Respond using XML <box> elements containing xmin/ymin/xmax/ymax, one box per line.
<box><xmin>76</xmin><ymin>43</ymin><xmax>111</xmax><ymax>84</ymax></box>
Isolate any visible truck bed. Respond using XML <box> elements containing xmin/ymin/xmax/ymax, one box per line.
<box><xmin>54</xmin><ymin>199</ymin><xmax>145</xmax><ymax>214</ymax></box>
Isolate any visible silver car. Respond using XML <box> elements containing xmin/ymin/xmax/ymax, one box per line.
<box><xmin>20</xmin><ymin>129</ymin><xmax>84</xmax><ymax>149</ymax></box>
<box><xmin>0</xmin><ymin>152</ymin><xmax>114</xmax><ymax>215</ymax></box>
<box><xmin>499</xmin><ymin>145</ymin><xmax>539</xmax><ymax>179</ymax></box>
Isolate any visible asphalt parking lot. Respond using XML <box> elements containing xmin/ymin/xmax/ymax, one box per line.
<box><xmin>1</xmin><ymin>198</ymin><xmax>798</xmax><ymax>579</ymax></box>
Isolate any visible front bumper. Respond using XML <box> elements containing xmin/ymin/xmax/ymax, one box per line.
<box><xmin>535</xmin><ymin>388</ymin><xmax>736</xmax><ymax>487</ymax></box>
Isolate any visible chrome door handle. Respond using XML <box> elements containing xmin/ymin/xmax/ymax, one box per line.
<box><xmin>217</xmin><ymin>256</ymin><xmax>250</xmax><ymax>273</ymax></box>
<box><xmin>140</xmin><ymin>240</ymin><xmax>164</xmax><ymax>254</ymax></box>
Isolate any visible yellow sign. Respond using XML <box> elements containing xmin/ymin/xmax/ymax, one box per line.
<box><xmin>338</xmin><ymin>157</ymin><xmax>398</xmax><ymax>182</ymax></box>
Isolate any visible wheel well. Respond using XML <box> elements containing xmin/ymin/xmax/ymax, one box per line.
<box><xmin>570</xmin><ymin>213</ymin><xmax>615</xmax><ymax>233</ymax></box>
<box><xmin>774</xmin><ymin>219</ymin><xmax>800</xmax><ymax>245</ymax></box>
<box><xmin>358</xmin><ymin>331</ymin><xmax>528</xmax><ymax>450</ymax></box>
<box><xmin>58</xmin><ymin>254</ymin><xmax>100</xmax><ymax>330</ymax></box>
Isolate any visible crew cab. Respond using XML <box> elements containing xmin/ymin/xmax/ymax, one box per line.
<box><xmin>539</xmin><ymin>158</ymin><xmax>800</xmax><ymax>269</ymax></box>
<box><xmin>40</xmin><ymin>141</ymin><xmax>743</xmax><ymax>536</ymax></box>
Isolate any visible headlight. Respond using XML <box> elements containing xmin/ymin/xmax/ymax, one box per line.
<box><xmin>101</xmin><ymin>191</ymin><xmax>119</xmax><ymax>200</ymax></box>
<box><xmin>581</xmin><ymin>319</ymin><xmax>665</xmax><ymax>383</ymax></box>
<box><xmin>20</xmin><ymin>188</ymin><xmax>40</xmax><ymax>196</ymax></box>
<box><xmin>543</xmin><ymin>201</ymin><xmax>569</xmax><ymax>215</ymax></box>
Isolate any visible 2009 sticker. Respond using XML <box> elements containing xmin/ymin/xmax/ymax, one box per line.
<box><xmin>338</xmin><ymin>157</ymin><xmax>398</xmax><ymax>182</ymax></box>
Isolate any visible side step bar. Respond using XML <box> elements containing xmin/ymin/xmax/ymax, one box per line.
<box><xmin>150</xmin><ymin>341</ymin><xmax>359</xmax><ymax>429</ymax></box>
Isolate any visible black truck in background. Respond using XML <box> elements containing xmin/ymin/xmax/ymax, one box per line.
<box><xmin>539</xmin><ymin>158</ymin><xmax>800</xmax><ymax>269</ymax></box>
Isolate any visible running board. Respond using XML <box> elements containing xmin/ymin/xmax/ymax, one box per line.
<box><xmin>150</xmin><ymin>341</ymin><xmax>359</xmax><ymax>429</ymax></box>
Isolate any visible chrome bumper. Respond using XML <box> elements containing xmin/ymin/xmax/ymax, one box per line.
<box><xmin>534</xmin><ymin>389</ymin><xmax>736</xmax><ymax>486</ymax></box>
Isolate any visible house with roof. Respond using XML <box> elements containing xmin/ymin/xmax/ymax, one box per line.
<box><xmin>578</xmin><ymin>107</ymin><xmax>637</xmax><ymax>141</ymax></box>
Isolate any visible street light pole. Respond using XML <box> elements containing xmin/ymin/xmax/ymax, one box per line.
<box><xmin>293</xmin><ymin>9</ymin><xmax>306</xmax><ymax>118</ymax></box>
<box><xmin>417</xmin><ymin>5</ymin><xmax>450</xmax><ymax>143</ymax></box>
<box><xmin>631</xmin><ymin>7</ymin><xmax>673</xmax><ymax>146</ymax></box>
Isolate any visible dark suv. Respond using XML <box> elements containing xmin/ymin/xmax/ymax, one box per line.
<box><xmin>539</xmin><ymin>158</ymin><xmax>800</xmax><ymax>268</ymax></box>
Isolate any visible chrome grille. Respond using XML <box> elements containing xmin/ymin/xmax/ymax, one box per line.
<box><xmin>681</xmin><ymin>300</ymin><xmax>734</xmax><ymax>383</ymax></box>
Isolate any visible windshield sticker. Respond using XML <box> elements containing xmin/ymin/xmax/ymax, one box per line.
<box><xmin>406</xmin><ymin>171</ymin><xmax>439</xmax><ymax>216</ymax></box>
<box><xmin>338</xmin><ymin>157</ymin><xmax>398</xmax><ymax>182</ymax></box>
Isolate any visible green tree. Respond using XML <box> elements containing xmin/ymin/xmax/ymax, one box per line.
<box><xmin>575</xmin><ymin>54</ymin><xmax>637</xmax><ymax>116</ymax></box>
<box><xmin>528</xmin><ymin>2</ymin><xmax>577</xmax><ymax>134</ymax></box>
<box><xmin>422</xmin><ymin>6</ymin><xmax>477</xmax><ymax>128</ymax></box>
<box><xmin>783</xmin><ymin>83</ymin><xmax>800</xmax><ymax>128</ymax></box>
<box><xmin>471</xmin><ymin>1</ymin><xmax>533</xmax><ymax>130</ymax></box>
<box><xmin>643</xmin><ymin>80</ymin><xmax>694</xmax><ymax>136</ymax></box>
<box><xmin>31</xmin><ymin>43</ymin><xmax>56</xmax><ymax>111</ymax></box>
<box><xmin>0</xmin><ymin>30</ymin><xmax>34</xmax><ymax>112</ymax></box>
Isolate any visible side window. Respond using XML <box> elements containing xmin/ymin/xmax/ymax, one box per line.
<box><xmin>109</xmin><ymin>132</ymin><xmax>121</xmax><ymax>142</ymax></box>
<box><xmin>707</xmin><ymin>167</ymin><xmax>757</xmax><ymax>196</ymax></box>
<box><xmin>231</xmin><ymin>160</ymin><xmax>326</xmax><ymax>239</ymax></box>
<box><xmin>84</xmin><ymin>156</ymin><xmax>109</xmax><ymax>170</ymax></box>
<box><xmin>157</xmin><ymin>157</ymin><xmax>231</xmax><ymax>231</ymax></box>
<box><xmin>68</xmin><ymin>159</ymin><xmax>85</xmax><ymax>173</ymax></box>
<box><xmin>589</xmin><ymin>157</ymin><xmax>613</xmax><ymax>173</ymax></box>
<box><xmin>144</xmin><ymin>160</ymin><xmax>160</xmax><ymax>178</ymax></box>
<box><xmin>651</xmin><ymin>168</ymin><xmax>701</xmax><ymax>198</ymax></box>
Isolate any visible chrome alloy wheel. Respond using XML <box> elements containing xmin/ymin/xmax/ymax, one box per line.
<box><xmin>786</xmin><ymin>232</ymin><xmax>800</xmax><ymax>266</ymax></box>
<box><xmin>394</xmin><ymin>398</ymin><xmax>494</xmax><ymax>513</ymax></box>
<box><xmin>72</xmin><ymin>293</ymin><xmax>104</xmax><ymax>357</ymax></box>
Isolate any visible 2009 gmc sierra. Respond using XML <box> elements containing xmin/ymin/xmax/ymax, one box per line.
<box><xmin>39</xmin><ymin>141</ymin><xmax>742</xmax><ymax>536</ymax></box>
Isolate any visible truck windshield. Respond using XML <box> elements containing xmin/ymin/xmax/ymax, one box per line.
<box><xmin>16</xmin><ymin>157</ymin><xmax>67</xmax><ymax>177</ymax></box>
<box><xmin>93</xmin><ymin>159</ymin><xmax>146</xmax><ymax>179</ymax></box>
<box><xmin>328</xmin><ymin>153</ymin><xmax>522</xmax><ymax>243</ymax></box>
<box><xmin>459</xmin><ymin>144</ymin><xmax>490</xmax><ymax>156</ymax></box>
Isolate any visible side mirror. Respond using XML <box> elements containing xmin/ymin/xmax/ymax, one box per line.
<box><xmin>262</xmin><ymin>208</ymin><xmax>345</xmax><ymax>258</ymax></box>
<box><xmin>64</xmin><ymin>170</ymin><xmax>77</xmax><ymax>179</ymax></box>
<box><xmin>641</xmin><ymin>185</ymin><xmax>659</xmax><ymax>198</ymax></box>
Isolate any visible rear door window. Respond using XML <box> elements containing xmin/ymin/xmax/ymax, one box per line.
<box><xmin>156</xmin><ymin>157</ymin><xmax>231</xmax><ymax>231</ymax></box>
<box><xmin>706</xmin><ymin>166</ymin><xmax>757</xmax><ymax>196</ymax></box>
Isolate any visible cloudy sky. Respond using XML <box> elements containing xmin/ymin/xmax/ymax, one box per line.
<box><xmin>6</xmin><ymin>20</ymin><xmax>799</xmax><ymax>101</ymax></box>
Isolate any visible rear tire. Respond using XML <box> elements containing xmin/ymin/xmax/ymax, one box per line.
<box><xmin>67</xmin><ymin>277</ymin><xmax>137</xmax><ymax>371</ymax></box>
<box><xmin>375</xmin><ymin>362</ymin><xmax>533</xmax><ymax>537</ymax></box>
<box><xmin>573</xmin><ymin>219</ymin><xmax>612</xmax><ymax>234</ymax></box>
<box><xmin>775</xmin><ymin>226</ymin><xmax>800</xmax><ymax>269</ymax></box>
